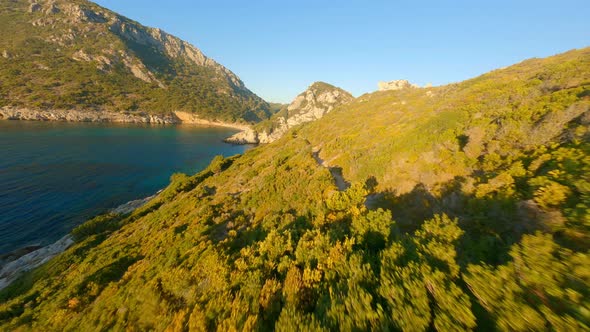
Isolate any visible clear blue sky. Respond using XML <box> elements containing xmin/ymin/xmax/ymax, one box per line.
<box><xmin>93</xmin><ymin>0</ymin><xmax>589</xmax><ymax>103</ymax></box>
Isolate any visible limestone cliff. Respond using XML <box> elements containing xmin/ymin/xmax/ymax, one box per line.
<box><xmin>225</xmin><ymin>82</ymin><xmax>354</xmax><ymax>144</ymax></box>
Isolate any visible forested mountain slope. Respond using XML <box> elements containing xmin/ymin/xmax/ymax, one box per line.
<box><xmin>0</xmin><ymin>0</ymin><xmax>270</xmax><ymax>123</ymax></box>
<box><xmin>1</xmin><ymin>48</ymin><xmax>589</xmax><ymax>331</ymax></box>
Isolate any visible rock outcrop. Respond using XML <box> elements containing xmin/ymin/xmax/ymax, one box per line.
<box><xmin>0</xmin><ymin>235</ymin><xmax>73</xmax><ymax>291</ymax></box>
<box><xmin>226</xmin><ymin>82</ymin><xmax>354</xmax><ymax>144</ymax></box>
<box><xmin>224</xmin><ymin>128</ymin><xmax>261</xmax><ymax>144</ymax></box>
<box><xmin>110</xmin><ymin>192</ymin><xmax>159</xmax><ymax>215</ymax></box>
<box><xmin>378</xmin><ymin>79</ymin><xmax>419</xmax><ymax>91</ymax></box>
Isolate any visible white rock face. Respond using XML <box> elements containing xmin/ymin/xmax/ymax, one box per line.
<box><xmin>225</xmin><ymin>82</ymin><xmax>354</xmax><ymax>144</ymax></box>
<box><xmin>283</xmin><ymin>88</ymin><xmax>348</xmax><ymax>128</ymax></box>
<box><xmin>0</xmin><ymin>235</ymin><xmax>74</xmax><ymax>290</ymax></box>
<box><xmin>223</xmin><ymin>128</ymin><xmax>259</xmax><ymax>144</ymax></box>
<box><xmin>63</xmin><ymin>3</ymin><xmax>107</xmax><ymax>23</ymax></box>
<box><xmin>378</xmin><ymin>79</ymin><xmax>418</xmax><ymax>91</ymax></box>
<box><xmin>111</xmin><ymin>193</ymin><xmax>157</xmax><ymax>214</ymax></box>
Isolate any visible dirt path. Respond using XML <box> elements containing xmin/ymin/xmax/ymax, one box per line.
<box><xmin>308</xmin><ymin>141</ymin><xmax>383</xmax><ymax>209</ymax></box>
<box><xmin>311</xmin><ymin>148</ymin><xmax>350</xmax><ymax>191</ymax></box>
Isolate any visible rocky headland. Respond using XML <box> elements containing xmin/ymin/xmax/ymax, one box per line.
<box><xmin>225</xmin><ymin>82</ymin><xmax>354</xmax><ymax>144</ymax></box>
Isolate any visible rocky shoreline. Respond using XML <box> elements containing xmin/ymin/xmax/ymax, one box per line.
<box><xmin>0</xmin><ymin>235</ymin><xmax>74</xmax><ymax>291</ymax></box>
<box><xmin>0</xmin><ymin>192</ymin><xmax>158</xmax><ymax>291</ymax></box>
<box><xmin>0</xmin><ymin>107</ymin><xmax>249</xmax><ymax>131</ymax></box>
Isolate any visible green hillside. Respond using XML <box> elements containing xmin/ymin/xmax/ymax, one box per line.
<box><xmin>1</xmin><ymin>48</ymin><xmax>589</xmax><ymax>330</ymax></box>
<box><xmin>0</xmin><ymin>0</ymin><xmax>270</xmax><ymax>123</ymax></box>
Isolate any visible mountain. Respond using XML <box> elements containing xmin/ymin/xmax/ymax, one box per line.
<box><xmin>0</xmin><ymin>0</ymin><xmax>270</xmax><ymax>124</ymax></box>
<box><xmin>226</xmin><ymin>82</ymin><xmax>354</xmax><ymax>144</ymax></box>
<box><xmin>1</xmin><ymin>48</ymin><xmax>589</xmax><ymax>330</ymax></box>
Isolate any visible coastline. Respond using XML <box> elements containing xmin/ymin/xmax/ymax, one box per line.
<box><xmin>0</xmin><ymin>107</ymin><xmax>250</xmax><ymax>131</ymax></box>
<box><xmin>0</xmin><ymin>191</ymin><xmax>159</xmax><ymax>291</ymax></box>
<box><xmin>0</xmin><ymin>110</ymin><xmax>253</xmax><ymax>291</ymax></box>
<box><xmin>173</xmin><ymin>111</ymin><xmax>251</xmax><ymax>131</ymax></box>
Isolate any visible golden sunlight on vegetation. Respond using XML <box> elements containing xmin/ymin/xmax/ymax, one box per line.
<box><xmin>1</xmin><ymin>47</ymin><xmax>589</xmax><ymax>330</ymax></box>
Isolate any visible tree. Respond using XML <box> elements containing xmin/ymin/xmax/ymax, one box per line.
<box><xmin>465</xmin><ymin>233</ymin><xmax>590</xmax><ymax>331</ymax></box>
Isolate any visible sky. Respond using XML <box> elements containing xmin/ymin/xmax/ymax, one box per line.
<box><xmin>93</xmin><ymin>0</ymin><xmax>589</xmax><ymax>103</ymax></box>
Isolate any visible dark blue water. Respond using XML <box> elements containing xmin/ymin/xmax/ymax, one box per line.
<box><xmin>0</xmin><ymin>120</ymin><xmax>248</xmax><ymax>254</ymax></box>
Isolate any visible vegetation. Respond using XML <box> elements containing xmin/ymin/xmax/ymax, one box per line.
<box><xmin>1</xmin><ymin>45</ymin><xmax>589</xmax><ymax>330</ymax></box>
<box><xmin>0</xmin><ymin>0</ymin><xmax>270</xmax><ymax>123</ymax></box>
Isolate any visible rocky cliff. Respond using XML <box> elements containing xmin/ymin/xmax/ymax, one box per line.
<box><xmin>0</xmin><ymin>0</ymin><xmax>270</xmax><ymax>123</ymax></box>
<box><xmin>225</xmin><ymin>82</ymin><xmax>354</xmax><ymax>144</ymax></box>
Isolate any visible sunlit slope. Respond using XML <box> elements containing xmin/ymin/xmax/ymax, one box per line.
<box><xmin>303</xmin><ymin>48</ymin><xmax>590</xmax><ymax>193</ymax></box>
<box><xmin>0</xmin><ymin>49</ymin><xmax>589</xmax><ymax>330</ymax></box>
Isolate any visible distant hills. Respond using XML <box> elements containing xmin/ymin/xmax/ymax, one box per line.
<box><xmin>0</xmin><ymin>0</ymin><xmax>270</xmax><ymax>124</ymax></box>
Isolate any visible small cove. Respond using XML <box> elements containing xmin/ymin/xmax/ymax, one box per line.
<box><xmin>0</xmin><ymin>120</ymin><xmax>249</xmax><ymax>255</ymax></box>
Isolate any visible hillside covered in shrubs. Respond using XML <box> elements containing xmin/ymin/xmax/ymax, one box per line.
<box><xmin>1</xmin><ymin>48</ymin><xmax>589</xmax><ymax>331</ymax></box>
<box><xmin>0</xmin><ymin>0</ymin><xmax>270</xmax><ymax>123</ymax></box>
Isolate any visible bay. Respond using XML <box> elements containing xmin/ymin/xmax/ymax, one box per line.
<box><xmin>0</xmin><ymin>120</ymin><xmax>248</xmax><ymax>254</ymax></box>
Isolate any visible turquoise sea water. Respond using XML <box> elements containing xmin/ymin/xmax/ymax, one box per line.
<box><xmin>0</xmin><ymin>120</ymin><xmax>248</xmax><ymax>254</ymax></box>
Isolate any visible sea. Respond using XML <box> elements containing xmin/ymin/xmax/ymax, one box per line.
<box><xmin>0</xmin><ymin>120</ymin><xmax>249</xmax><ymax>254</ymax></box>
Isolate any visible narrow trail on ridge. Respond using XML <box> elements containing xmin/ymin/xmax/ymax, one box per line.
<box><xmin>305</xmin><ymin>138</ymin><xmax>350</xmax><ymax>191</ymax></box>
<box><xmin>305</xmin><ymin>139</ymin><xmax>383</xmax><ymax>209</ymax></box>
